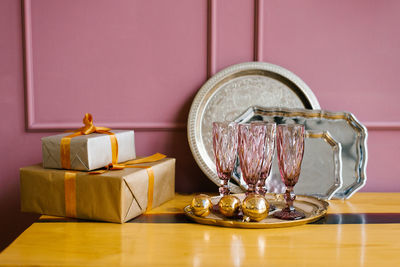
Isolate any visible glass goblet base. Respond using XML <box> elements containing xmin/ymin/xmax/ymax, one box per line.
<box><xmin>273</xmin><ymin>207</ymin><xmax>305</xmax><ymax>220</ymax></box>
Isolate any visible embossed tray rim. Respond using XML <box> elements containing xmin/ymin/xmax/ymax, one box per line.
<box><xmin>184</xmin><ymin>193</ymin><xmax>329</xmax><ymax>229</ymax></box>
<box><xmin>187</xmin><ymin>62</ymin><xmax>320</xmax><ymax>194</ymax></box>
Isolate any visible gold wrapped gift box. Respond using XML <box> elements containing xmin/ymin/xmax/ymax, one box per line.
<box><xmin>20</xmin><ymin>158</ymin><xmax>175</xmax><ymax>223</ymax></box>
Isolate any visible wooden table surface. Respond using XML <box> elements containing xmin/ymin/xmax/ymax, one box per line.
<box><xmin>1</xmin><ymin>193</ymin><xmax>400</xmax><ymax>266</ymax></box>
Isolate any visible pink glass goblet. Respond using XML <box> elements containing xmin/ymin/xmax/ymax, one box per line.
<box><xmin>252</xmin><ymin>122</ymin><xmax>276</xmax><ymax>196</ymax></box>
<box><xmin>213</xmin><ymin>122</ymin><xmax>239</xmax><ymax>196</ymax></box>
<box><xmin>273</xmin><ymin>124</ymin><xmax>305</xmax><ymax>220</ymax></box>
<box><xmin>238</xmin><ymin>123</ymin><xmax>267</xmax><ymax>195</ymax></box>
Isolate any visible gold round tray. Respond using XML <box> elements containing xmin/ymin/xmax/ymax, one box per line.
<box><xmin>184</xmin><ymin>193</ymin><xmax>329</xmax><ymax>229</ymax></box>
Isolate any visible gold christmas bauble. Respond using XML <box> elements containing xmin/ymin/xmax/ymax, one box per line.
<box><xmin>242</xmin><ymin>194</ymin><xmax>269</xmax><ymax>222</ymax></box>
<box><xmin>190</xmin><ymin>194</ymin><xmax>212</xmax><ymax>217</ymax></box>
<box><xmin>218</xmin><ymin>195</ymin><xmax>241</xmax><ymax>217</ymax></box>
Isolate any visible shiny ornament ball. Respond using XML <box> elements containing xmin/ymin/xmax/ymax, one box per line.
<box><xmin>242</xmin><ymin>194</ymin><xmax>270</xmax><ymax>222</ymax></box>
<box><xmin>190</xmin><ymin>194</ymin><xmax>212</xmax><ymax>217</ymax></box>
<box><xmin>218</xmin><ymin>195</ymin><xmax>241</xmax><ymax>217</ymax></box>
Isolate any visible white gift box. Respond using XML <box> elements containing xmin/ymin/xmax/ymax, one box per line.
<box><xmin>42</xmin><ymin>130</ymin><xmax>136</xmax><ymax>171</ymax></box>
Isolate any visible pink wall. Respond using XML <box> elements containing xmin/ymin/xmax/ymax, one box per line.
<box><xmin>1</xmin><ymin>0</ymin><xmax>400</xmax><ymax>250</ymax></box>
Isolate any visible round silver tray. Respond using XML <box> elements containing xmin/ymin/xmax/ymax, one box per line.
<box><xmin>187</xmin><ymin>62</ymin><xmax>320</xmax><ymax>193</ymax></box>
<box><xmin>184</xmin><ymin>193</ymin><xmax>328</xmax><ymax>229</ymax></box>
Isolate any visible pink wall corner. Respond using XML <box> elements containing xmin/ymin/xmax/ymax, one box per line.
<box><xmin>0</xmin><ymin>0</ymin><xmax>39</xmax><ymax>251</ymax></box>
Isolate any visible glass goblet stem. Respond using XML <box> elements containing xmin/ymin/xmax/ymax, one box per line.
<box><xmin>246</xmin><ymin>183</ymin><xmax>256</xmax><ymax>196</ymax></box>
<box><xmin>219</xmin><ymin>176</ymin><xmax>230</xmax><ymax>196</ymax></box>
<box><xmin>256</xmin><ymin>179</ymin><xmax>266</xmax><ymax>195</ymax></box>
<box><xmin>284</xmin><ymin>186</ymin><xmax>295</xmax><ymax>211</ymax></box>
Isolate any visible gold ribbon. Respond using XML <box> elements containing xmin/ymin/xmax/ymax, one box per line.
<box><xmin>63</xmin><ymin>153</ymin><xmax>166</xmax><ymax>217</ymax></box>
<box><xmin>64</xmin><ymin>171</ymin><xmax>77</xmax><ymax>218</ymax></box>
<box><xmin>60</xmin><ymin>113</ymin><xmax>118</xmax><ymax>169</ymax></box>
<box><xmin>128</xmin><ymin>166</ymin><xmax>155</xmax><ymax>212</ymax></box>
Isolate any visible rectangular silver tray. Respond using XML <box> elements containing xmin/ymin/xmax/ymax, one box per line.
<box><xmin>235</xmin><ymin>106</ymin><xmax>368</xmax><ymax>199</ymax></box>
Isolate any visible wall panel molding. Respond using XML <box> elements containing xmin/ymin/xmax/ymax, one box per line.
<box><xmin>22</xmin><ymin>0</ymin><xmax>35</xmax><ymax>130</ymax></box>
<box><xmin>363</xmin><ymin>122</ymin><xmax>400</xmax><ymax>131</ymax></box>
<box><xmin>254</xmin><ymin>0</ymin><xmax>263</xmax><ymax>61</ymax></box>
<box><xmin>207</xmin><ymin>0</ymin><xmax>217</xmax><ymax>77</ymax></box>
<box><xmin>22</xmin><ymin>0</ymin><xmax>193</xmax><ymax>131</ymax></box>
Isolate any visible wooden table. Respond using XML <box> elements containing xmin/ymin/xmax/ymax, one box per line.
<box><xmin>1</xmin><ymin>193</ymin><xmax>400</xmax><ymax>266</ymax></box>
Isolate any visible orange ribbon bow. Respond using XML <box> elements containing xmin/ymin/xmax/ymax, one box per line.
<box><xmin>60</xmin><ymin>113</ymin><xmax>118</xmax><ymax>169</ymax></box>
